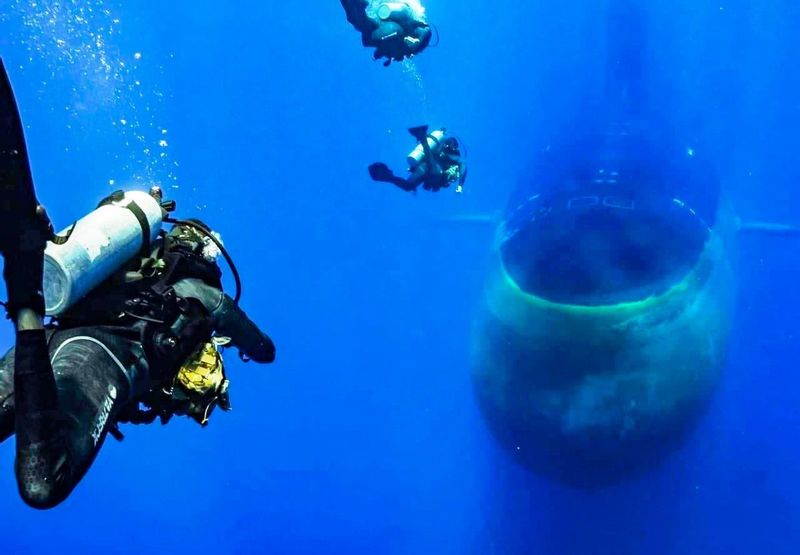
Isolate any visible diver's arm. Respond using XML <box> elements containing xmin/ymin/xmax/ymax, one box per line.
<box><xmin>403</xmin><ymin>23</ymin><xmax>431</xmax><ymax>53</ymax></box>
<box><xmin>214</xmin><ymin>295</ymin><xmax>276</xmax><ymax>363</ymax></box>
<box><xmin>172</xmin><ymin>278</ymin><xmax>275</xmax><ymax>363</ymax></box>
<box><xmin>456</xmin><ymin>164</ymin><xmax>467</xmax><ymax>193</ymax></box>
<box><xmin>369</xmin><ymin>162</ymin><xmax>418</xmax><ymax>192</ymax></box>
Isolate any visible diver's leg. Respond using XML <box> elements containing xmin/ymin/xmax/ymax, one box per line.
<box><xmin>408</xmin><ymin>125</ymin><xmax>430</xmax><ymax>144</ymax></box>
<box><xmin>406</xmin><ymin>166</ymin><xmax>427</xmax><ymax>191</ymax></box>
<box><xmin>407</xmin><ymin>128</ymin><xmax>439</xmax><ymax>189</ymax></box>
<box><xmin>408</xmin><ymin>126</ymin><xmax>435</xmax><ymax>173</ymax></box>
<box><xmin>426</xmin><ymin>173</ymin><xmax>448</xmax><ymax>192</ymax></box>
<box><xmin>369</xmin><ymin>163</ymin><xmax>418</xmax><ymax>192</ymax></box>
<box><xmin>15</xmin><ymin>330</ymin><xmax>141</xmax><ymax>509</ymax></box>
<box><xmin>386</xmin><ymin>176</ymin><xmax>418</xmax><ymax>192</ymax></box>
<box><xmin>391</xmin><ymin>177</ymin><xmax>418</xmax><ymax>192</ymax></box>
<box><xmin>14</xmin><ymin>328</ymin><xmax>64</xmax><ymax>508</ymax></box>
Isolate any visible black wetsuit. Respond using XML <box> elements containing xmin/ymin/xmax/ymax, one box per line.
<box><xmin>0</xmin><ymin>248</ymin><xmax>275</xmax><ymax>509</ymax></box>
<box><xmin>340</xmin><ymin>0</ymin><xmax>432</xmax><ymax>65</ymax></box>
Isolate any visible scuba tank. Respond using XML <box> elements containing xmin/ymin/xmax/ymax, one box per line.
<box><xmin>377</xmin><ymin>3</ymin><xmax>416</xmax><ymax>24</ymax></box>
<box><xmin>407</xmin><ymin>128</ymin><xmax>445</xmax><ymax>170</ymax></box>
<box><xmin>43</xmin><ymin>190</ymin><xmax>165</xmax><ymax>316</ymax></box>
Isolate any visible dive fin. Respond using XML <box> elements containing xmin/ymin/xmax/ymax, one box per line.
<box><xmin>408</xmin><ymin>125</ymin><xmax>430</xmax><ymax>141</ymax></box>
<box><xmin>368</xmin><ymin>162</ymin><xmax>396</xmax><ymax>183</ymax></box>
<box><xmin>0</xmin><ymin>58</ymin><xmax>35</xmax><ymax>194</ymax></box>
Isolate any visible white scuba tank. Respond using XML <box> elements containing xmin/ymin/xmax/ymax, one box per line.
<box><xmin>377</xmin><ymin>3</ymin><xmax>412</xmax><ymax>21</ymax></box>
<box><xmin>43</xmin><ymin>190</ymin><xmax>164</xmax><ymax>316</ymax></box>
<box><xmin>375</xmin><ymin>1</ymin><xmax>426</xmax><ymax>21</ymax></box>
<box><xmin>407</xmin><ymin>128</ymin><xmax>445</xmax><ymax>170</ymax></box>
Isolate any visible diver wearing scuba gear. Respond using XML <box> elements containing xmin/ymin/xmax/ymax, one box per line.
<box><xmin>340</xmin><ymin>0</ymin><xmax>433</xmax><ymax>66</ymax></box>
<box><xmin>0</xmin><ymin>61</ymin><xmax>275</xmax><ymax>509</ymax></box>
<box><xmin>0</xmin><ymin>216</ymin><xmax>275</xmax><ymax>509</ymax></box>
<box><xmin>369</xmin><ymin>125</ymin><xmax>467</xmax><ymax>193</ymax></box>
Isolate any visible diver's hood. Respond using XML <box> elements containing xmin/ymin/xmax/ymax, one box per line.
<box><xmin>500</xmin><ymin>121</ymin><xmax>720</xmax><ymax>306</ymax></box>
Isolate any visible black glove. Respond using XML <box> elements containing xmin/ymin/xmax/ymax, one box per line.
<box><xmin>0</xmin><ymin>58</ymin><xmax>48</xmax><ymax>318</ymax></box>
<box><xmin>215</xmin><ymin>294</ymin><xmax>275</xmax><ymax>364</ymax></box>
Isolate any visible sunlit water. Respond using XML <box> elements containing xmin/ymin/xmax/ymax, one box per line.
<box><xmin>0</xmin><ymin>2</ymin><xmax>798</xmax><ymax>555</ymax></box>
<box><xmin>2</xmin><ymin>0</ymin><xmax>178</xmax><ymax>189</ymax></box>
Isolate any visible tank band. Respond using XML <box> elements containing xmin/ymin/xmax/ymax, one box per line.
<box><xmin>123</xmin><ymin>200</ymin><xmax>152</xmax><ymax>257</ymax></box>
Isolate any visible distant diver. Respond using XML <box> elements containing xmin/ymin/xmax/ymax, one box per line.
<box><xmin>0</xmin><ymin>58</ymin><xmax>275</xmax><ymax>509</ymax></box>
<box><xmin>341</xmin><ymin>0</ymin><xmax>433</xmax><ymax>66</ymax></box>
<box><xmin>369</xmin><ymin>125</ymin><xmax>467</xmax><ymax>193</ymax></box>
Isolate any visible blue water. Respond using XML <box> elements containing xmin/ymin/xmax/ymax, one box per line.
<box><xmin>0</xmin><ymin>1</ymin><xmax>798</xmax><ymax>553</ymax></box>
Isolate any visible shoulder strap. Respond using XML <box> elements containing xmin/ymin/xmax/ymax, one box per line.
<box><xmin>97</xmin><ymin>190</ymin><xmax>153</xmax><ymax>256</ymax></box>
<box><xmin>124</xmin><ymin>199</ymin><xmax>153</xmax><ymax>257</ymax></box>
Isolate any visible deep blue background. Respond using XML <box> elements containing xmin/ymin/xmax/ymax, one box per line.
<box><xmin>0</xmin><ymin>1</ymin><xmax>798</xmax><ymax>553</ymax></box>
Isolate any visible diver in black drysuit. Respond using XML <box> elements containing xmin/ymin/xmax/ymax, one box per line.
<box><xmin>0</xmin><ymin>59</ymin><xmax>275</xmax><ymax>509</ymax></box>
<box><xmin>369</xmin><ymin>125</ymin><xmax>467</xmax><ymax>192</ymax></box>
<box><xmin>340</xmin><ymin>0</ymin><xmax>433</xmax><ymax>65</ymax></box>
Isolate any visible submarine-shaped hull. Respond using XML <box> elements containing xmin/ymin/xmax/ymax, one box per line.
<box><xmin>472</xmin><ymin>123</ymin><xmax>735</xmax><ymax>487</ymax></box>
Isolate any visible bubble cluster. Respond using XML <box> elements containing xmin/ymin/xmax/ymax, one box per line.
<box><xmin>2</xmin><ymin>0</ymin><xmax>179</xmax><ymax>189</ymax></box>
<box><xmin>402</xmin><ymin>59</ymin><xmax>429</xmax><ymax>117</ymax></box>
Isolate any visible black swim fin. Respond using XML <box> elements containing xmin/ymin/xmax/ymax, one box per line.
<box><xmin>0</xmin><ymin>59</ymin><xmax>49</xmax><ymax>318</ymax></box>
<box><xmin>0</xmin><ymin>57</ymin><xmax>37</xmax><ymax>214</ymax></box>
<box><xmin>368</xmin><ymin>162</ymin><xmax>395</xmax><ymax>183</ymax></box>
<box><xmin>408</xmin><ymin>125</ymin><xmax>429</xmax><ymax>141</ymax></box>
<box><xmin>369</xmin><ymin>163</ymin><xmax>417</xmax><ymax>192</ymax></box>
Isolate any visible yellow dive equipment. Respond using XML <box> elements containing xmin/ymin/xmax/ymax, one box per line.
<box><xmin>173</xmin><ymin>337</ymin><xmax>232</xmax><ymax>426</ymax></box>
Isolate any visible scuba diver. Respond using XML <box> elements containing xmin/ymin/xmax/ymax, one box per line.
<box><xmin>0</xmin><ymin>58</ymin><xmax>275</xmax><ymax>509</ymax></box>
<box><xmin>369</xmin><ymin>125</ymin><xmax>467</xmax><ymax>193</ymax></box>
<box><xmin>340</xmin><ymin>0</ymin><xmax>433</xmax><ymax>66</ymax></box>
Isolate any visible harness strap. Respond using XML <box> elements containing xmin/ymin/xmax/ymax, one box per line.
<box><xmin>49</xmin><ymin>223</ymin><xmax>75</xmax><ymax>245</ymax></box>
<box><xmin>49</xmin><ymin>191</ymin><xmax>152</xmax><ymax>253</ymax></box>
<box><xmin>95</xmin><ymin>190</ymin><xmax>152</xmax><ymax>256</ymax></box>
<box><xmin>123</xmin><ymin>200</ymin><xmax>152</xmax><ymax>258</ymax></box>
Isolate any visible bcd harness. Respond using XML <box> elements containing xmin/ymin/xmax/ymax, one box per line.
<box><xmin>122</xmin><ymin>224</ymin><xmax>235</xmax><ymax>427</ymax></box>
<box><xmin>53</xmin><ymin>203</ymin><xmax>238</xmax><ymax>429</ymax></box>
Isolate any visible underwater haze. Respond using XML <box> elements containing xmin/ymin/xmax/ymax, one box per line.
<box><xmin>0</xmin><ymin>1</ymin><xmax>799</xmax><ymax>554</ymax></box>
